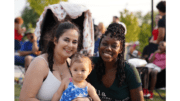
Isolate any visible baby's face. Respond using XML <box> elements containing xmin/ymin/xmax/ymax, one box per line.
<box><xmin>70</xmin><ymin>62</ymin><xmax>90</xmax><ymax>82</ymax></box>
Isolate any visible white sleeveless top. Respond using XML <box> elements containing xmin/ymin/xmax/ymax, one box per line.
<box><xmin>36</xmin><ymin>56</ymin><xmax>61</xmax><ymax>101</ymax></box>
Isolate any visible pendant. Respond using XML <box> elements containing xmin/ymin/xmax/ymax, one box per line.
<box><xmin>60</xmin><ymin>72</ymin><xmax>63</xmax><ymax>76</ymax></box>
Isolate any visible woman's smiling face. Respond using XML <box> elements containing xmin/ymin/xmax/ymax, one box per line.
<box><xmin>54</xmin><ymin>29</ymin><xmax>79</xmax><ymax>58</ymax></box>
<box><xmin>99</xmin><ymin>33</ymin><xmax>122</xmax><ymax>62</ymax></box>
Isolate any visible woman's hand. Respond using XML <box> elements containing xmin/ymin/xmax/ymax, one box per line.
<box><xmin>72</xmin><ymin>97</ymin><xmax>90</xmax><ymax>101</ymax></box>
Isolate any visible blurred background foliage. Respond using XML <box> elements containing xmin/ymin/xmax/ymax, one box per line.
<box><xmin>20</xmin><ymin>0</ymin><xmax>158</xmax><ymax>53</ymax></box>
<box><xmin>120</xmin><ymin>9</ymin><xmax>141</xmax><ymax>42</ymax></box>
<box><xmin>21</xmin><ymin>0</ymin><xmax>68</xmax><ymax>30</ymax></box>
<box><xmin>27</xmin><ymin>0</ymin><xmax>67</xmax><ymax>16</ymax></box>
<box><xmin>21</xmin><ymin>6</ymin><xmax>40</xmax><ymax>30</ymax></box>
<box><xmin>119</xmin><ymin>9</ymin><xmax>158</xmax><ymax>52</ymax></box>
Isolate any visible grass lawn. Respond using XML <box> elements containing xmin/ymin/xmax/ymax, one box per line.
<box><xmin>15</xmin><ymin>84</ymin><xmax>166</xmax><ymax>101</ymax></box>
<box><xmin>15</xmin><ymin>84</ymin><xmax>21</xmax><ymax>101</ymax></box>
<box><xmin>144</xmin><ymin>89</ymin><xmax>166</xmax><ymax>101</ymax></box>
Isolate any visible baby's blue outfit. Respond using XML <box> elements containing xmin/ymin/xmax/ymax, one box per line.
<box><xmin>60</xmin><ymin>82</ymin><xmax>88</xmax><ymax>101</ymax></box>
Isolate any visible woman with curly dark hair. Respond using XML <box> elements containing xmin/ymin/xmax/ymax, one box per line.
<box><xmin>88</xmin><ymin>23</ymin><xmax>144</xmax><ymax>101</ymax></box>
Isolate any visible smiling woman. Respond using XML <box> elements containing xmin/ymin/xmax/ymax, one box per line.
<box><xmin>19</xmin><ymin>21</ymin><xmax>82</xmax><ymax>101</ymax></box>
<box><xmin>19</xmin><ymin>2</ymin><xmax>95</xmax><ymax>101</ymax></box>
<box><xmin>88</xmin><ymin>23</ymin><xmax>144</xmax><ymax>101</ymax></box>
<box><xmin>99</xmin><ymin>34</ymin><xmax>122</xmax><ymax>62</ymax></box>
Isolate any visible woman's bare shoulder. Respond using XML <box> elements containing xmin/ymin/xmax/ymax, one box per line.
<box><xmin>20</xmin><ymin>54</ymin><xmax>50</xmax><ymax>100</ymax></box>
<box><xmin>26</xmin><ymin>53</ymin><xmax>49</xmax><ymax>77</ymax></box>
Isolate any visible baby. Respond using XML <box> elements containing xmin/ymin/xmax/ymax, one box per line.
<box><xmin>51</xmin><ymin>53</ymin><xmax>100</xmax><ymax>101</ymax></box>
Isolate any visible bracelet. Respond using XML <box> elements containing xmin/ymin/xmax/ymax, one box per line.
<box><xmin>88</xmin><ymin>97</ymin><xmax>92</xmax><ymax>101</ymax></box>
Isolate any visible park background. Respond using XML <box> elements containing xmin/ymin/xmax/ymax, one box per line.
<box><xmin>14</xmin><ymin>0</ymin><xmax>164</xmax><ymax>53</ymax></box>
<box><xmin>1</xmin><ymin>0</ymin><xmax>180</xmax><ymax>101</ymax></box>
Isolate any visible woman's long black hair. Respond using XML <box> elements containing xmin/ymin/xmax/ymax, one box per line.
<box><xmin>96</xmin><ymin>23</ymin><xmax>126</xmax><ymax>87</ymax></box>
<box><xmin>42</xmin><ymin>21</ymin><xmax>80</xmax><ymax>72</ymax></box>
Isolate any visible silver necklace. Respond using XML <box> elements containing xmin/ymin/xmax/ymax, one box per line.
<box><xmin>54</xmin><ymin>59</ymin><xmax>65</xmax><ymax>76</ymax></box>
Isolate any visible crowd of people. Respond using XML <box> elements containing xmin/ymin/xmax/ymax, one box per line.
<box><xmin>128</xmin><ymin>1</ymin><xmax>166</xmax><ymax>100</ymax></box>
<box><xmin>14</xmin><ymin>17</ymin><xmax>41</xmax><ymax>72</ymax></box>
<box><xmin>142</xmin><ymin>1</ymin><xmax>166</xmax><ymax>99</ymax></box>
<box><xmin>14</xmin><ymin>1</ymin><xmax>166</xmax><ymax>101</ymax></box>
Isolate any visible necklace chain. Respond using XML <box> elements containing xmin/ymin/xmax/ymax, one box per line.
<box><xmin>54</xmin><ymin>59</ymin><xmax>65</xmax><ymax>76</ymax></box>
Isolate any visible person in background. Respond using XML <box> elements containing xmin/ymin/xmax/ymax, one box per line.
<box><xmin>98</xmin><ymin>22</ymin><xmax>106</xmax><ymax>38</ymax></box>
<box><xmin>150</xmin><ymin>14</ymin><xmax>162</xmax><ymax>44</ymax></box>
<box><xmin>113</xmin><ymin>16</ymin><xmax>127</xmax><ymax>35</ymax></box>
<box><xmin>156</xmin><ymin>1</ymin><xmax>166</xmax><ymax>44</ymax></box>
<box><xmin>94</xmin><ymin>24</ymin><xmax>100</xmax><ymax>57</ymax></box>
<box><xmin>15</xmin><ymin>28</ymin><xmax>41</xmax><ymax>72</ymax></box>
<box><xmin>112</xmin><ymin>16</ymin><xmax>119</xmax><ymax>23</ymax></box>
<box><xmin>14</xmin><ymin>17</ymin><xmax>26</xmax><ymax>51</ymax></box>
<box><xmin>129</xmin><ymin>41</ymin><xmax>141</xmax><ymax>59</ymax></box>
<box><xmin>143</xmin><ymin>41</ymin><xmax>166</xmax><ymax>100</ymax></box>
<box><xmin>93</xmin><ymin>22</ymin><xmax>106</xmax><ymax>57</ymax></box>
<box><xmin>142</xmin><ymin>37</ymin><xmax>158</xmax><ymax>63</ymax></box>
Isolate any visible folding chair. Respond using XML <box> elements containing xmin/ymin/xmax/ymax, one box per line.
<box><xmin>137</xmin><ymin>67</ymin><xmax>166</xmax><ymax>100</ymax></box>
<box><xmin>136</xmin><ymin>67</ymin><xmax>149</xmax><ymax>87</ymax></box>
<box><xmin>153</xmin><ymin>69</ymin><xmax>166</xmax><ymax>100</ymax></box>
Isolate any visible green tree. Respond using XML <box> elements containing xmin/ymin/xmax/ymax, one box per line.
<box><xmin>135</xmin><ymin>11</ymin><xmax>159</xmax><ymax>52</ymax></box>
<box><xmin>21</xmin><ymin>6</ymin><xmax>40</xmax><ymax>30</ymax></box>
<box><xmin>27</xmin><ymin>0</ymin><xmax>67</xmax><ymax>16</ymax></box>
<box><xmin>135</xmin><ymin>11</ymin><xmax>159</xmax><ymax>27</ymax></box>
<box><xmin>138</xmin><ymin>23</ymin><xmax>151</xmax><ymax>52</ymax></box>
<box><xmin>119</xmin><ymin>9</ymin><xmax>141</xmax><ymax>42</ymax></box>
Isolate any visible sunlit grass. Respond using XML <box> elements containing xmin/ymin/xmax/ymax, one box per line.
<box><xmin>144</xmin><ymin>89</ymin><xmax>166</xmax><ymax>101</ymax></box>
<box><xmin>15</xmin><ymin>84</ymin><xmax>166</xmax><ymax>101</ymax></box>
<box><xmin>15</xmin><ymin>84</ymin><xmax>21</xmax><ymax>101</ymax></box>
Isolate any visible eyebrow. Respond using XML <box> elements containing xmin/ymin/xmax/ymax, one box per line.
<box><xmin>64</xmin><ymin>37</ymin><xmax>69</xmax><ymax>39</ymax></box>
<box><xmin>64</xmin><ymin>37</ymin><xmax>78</xmax><ymax>41</ymax></box>
<box><xmin>102</xmin><ymin>40</ymin><xmax>119</xmax><ymax>44</ymax></box>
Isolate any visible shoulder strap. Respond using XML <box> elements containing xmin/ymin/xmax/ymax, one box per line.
<box><xmin>66</xmin><ymin>60</ymin><xmax>70</xmax><ymax>67</ymax></box>
<box><xmin>38</xmin><ymin>56</ymin><xmax>49</xmax><ymax>82</ymax></box>
<box><xmin>66</xmin><ymin>60</ymin><xmax>72</xmax><ymax>77</ymax></box>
